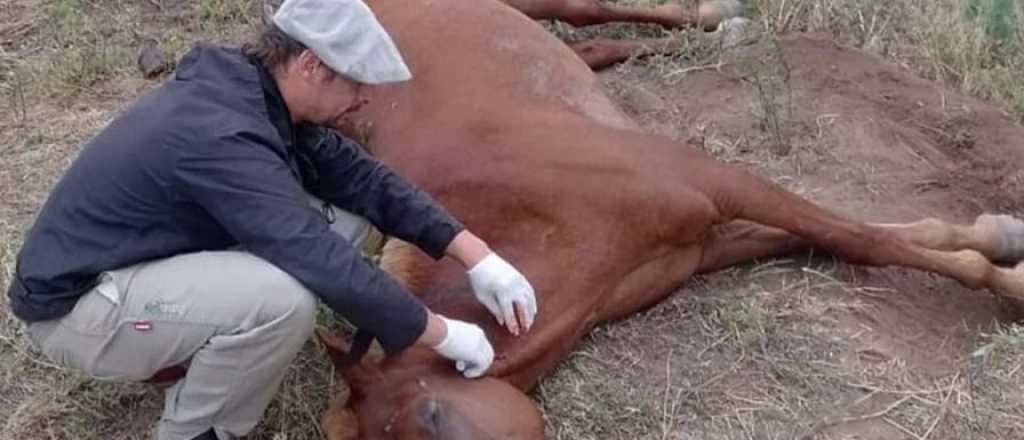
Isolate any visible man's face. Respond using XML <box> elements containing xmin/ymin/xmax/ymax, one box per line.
<box><xmin>286</xmin><ymin>50</ymin><xmax>369</xmax><ymax>127</ymax></box>
<box><xmin>308</xmin><ymin>69</ymin><xmax>367</xmax><ymax>127</ymax></box>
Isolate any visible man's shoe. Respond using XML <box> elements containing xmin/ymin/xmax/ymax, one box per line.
<box><xmin>190</xmin><ymin>428</ymin><xmax>218</xmax><ymax>440</ymax></box>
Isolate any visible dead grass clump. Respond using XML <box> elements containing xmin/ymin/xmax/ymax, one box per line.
<box><xmin>0</xmin><ymin>50</ymin><xmax>28</xmax><ymax>126</ymax></box>
<box><xmin>960</xmin><ymin>322</ymin><xmax>1024</xmax><ymax>435</ymax></box>
<box><xmin>241</xmin><ymin>339</ymin><xmax>337</xmax><ymax>440</ymax></box>
<box><xmin>537</xmin><ymin>344</ymin><xmax>661</xmax><ymax>439</ymax></box>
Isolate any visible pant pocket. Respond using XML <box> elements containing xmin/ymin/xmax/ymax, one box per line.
<box><xmin>57</xmin><ymin>288</ymin><xmax>122</xmax><ymax>335</ymax></box>
<box><xmin>25</xmin><ymin>320</ymin><xmax>57</xmax><ymax>352</ymax></box>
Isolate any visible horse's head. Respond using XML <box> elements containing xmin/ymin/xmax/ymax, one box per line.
<box><xmin>317</xmin><ymin>328</ymin><xmax>545</xmax><ymax>440</ymax></box>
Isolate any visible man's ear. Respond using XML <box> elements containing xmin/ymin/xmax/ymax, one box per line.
<box><xmin>295</xmin><ymin>50</ymin><xmax>321</xmax><ymax>79</ymax></box>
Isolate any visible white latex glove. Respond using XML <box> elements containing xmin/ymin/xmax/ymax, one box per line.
<box><xmin>467</xmin><ymin>252</ymin><xmax>537</xmax><ymax>334</ymax></box>
<box><xmin>432</xmin><ymin>315</ymin><xmax>495</xmax><ymax>378</ymax></box>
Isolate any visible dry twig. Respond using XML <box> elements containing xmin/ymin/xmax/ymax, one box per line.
<box><xmin>666</xmin><ymin>60</ymin><xmax>726</xmax><ymax>78</ymax></box>
<box><xmin>884</xmin><ymin>416</ymin><xmax>924</xmax><ymax>440</ymax></box>
<box><xmin>800</xmin><ymin>395</ymin><xmax>913</xmax><ymax>440</ymax></box>
<box><xmin>921</xmin><ymin>373</ymin><xmax>960</xmax><ymax>440</ymax></box>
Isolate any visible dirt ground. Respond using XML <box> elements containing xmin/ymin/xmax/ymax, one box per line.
<box><xmin>3</xmin><ymin>1</ymin><xmax>1024</xmax><ymax>439</ymax></box>
<box><xmin>537</xmin><ymin>34</ymin><xmax>1024</xmax><ymax>439</ymax></box>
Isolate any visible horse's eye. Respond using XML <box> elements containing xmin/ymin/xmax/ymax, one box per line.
<box><xmin>414</xmin><ymin>398</ymin><xmax>443</xmax><ymax>436</ymax></box>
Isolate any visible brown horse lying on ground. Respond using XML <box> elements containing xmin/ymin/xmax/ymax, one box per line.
<box><xmin>312</xmin><ymin>0</ymin><xmax>1024</xmax><ymax>438</ymax></box>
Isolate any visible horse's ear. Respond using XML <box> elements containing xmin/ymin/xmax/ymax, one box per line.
<box><xmin>315</xmin><ymin>327</ymin><xmax>383</xmax><ymax>385</ymax></box>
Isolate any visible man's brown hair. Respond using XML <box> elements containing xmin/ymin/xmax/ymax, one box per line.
<box><xmin>242</xmin><ymin>24</ymin><xmax>308</xmax><ymax>72</ymax></box>
<box><xmin>243</xmin><ymin>23</ymin><xmax>343</xmax><ymax>82</ymax></box>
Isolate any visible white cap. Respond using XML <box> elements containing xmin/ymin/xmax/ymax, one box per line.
<box><xmin>272</xmin><ymin>0</ymin><xmax>412</xmax><ymax>84</ymax></box>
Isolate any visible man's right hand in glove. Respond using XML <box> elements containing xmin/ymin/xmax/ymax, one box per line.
<box><xmin>417</xmin><ymin>311</ymin><xmax>494</xmax><ymax>378</ymax></box>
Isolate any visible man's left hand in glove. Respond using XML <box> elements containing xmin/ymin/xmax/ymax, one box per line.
<box><xmin>445</xmin><ymin>230</ymin><xmax>537</xmax><ymax>336</ymax></box>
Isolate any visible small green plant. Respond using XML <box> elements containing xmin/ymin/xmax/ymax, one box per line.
<box><xmin>717</xmin><ymin>297</ymin><xmax>773</xmax><ymax>348</ymax></box>
<box><xmin>915</xmin><ymin>0</ymin><xmax>1024</xmax><ymax>115</ymax></box>
<box><xmin>0</xmin><ymin>53</ymin><xmax>28</xmax><ymax>125</ymax></box>
<box><xmin>735</xmin><ymin>38</ymin><xmax>792</xmax><ymax>153</ymax></box>
<box><xmin>42</xmin><ymin>0</ymin><xmax>131</xmax><ymax>89</ymax></box>
<box><xmin>967</xmin><ymin>0</ymin><xmax>1019</xmax><ymax>47</ymax></box>
<box><xmin>971</xmin><ymin>323</ymin><xmax>1024</xmax><ymax>366</ymax></box>
<box><xmin>48</xmin><ymin>0</ymin><xmax>88</xmax><ymax>46</ymax></box>
<box><xmin>47</xmin><ymin>43</ymin><xmax>132</xmax><ymax>89</ymax></box>
<box><xmin>198</xmin><ymin>0</ymin><xmax>256</xmax><ymax>31</ymax></box>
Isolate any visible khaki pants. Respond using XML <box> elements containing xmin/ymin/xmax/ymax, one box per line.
<box><xmin>26</xmin><ymin>199</ymin><xmax>370</xmax><ymax>440</ymax></box>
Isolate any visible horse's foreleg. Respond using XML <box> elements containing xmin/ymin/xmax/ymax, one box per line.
<box><xmin>870</xmin><ymin>214</ymin><xmax>1024</xmax><ymax>302</ymax></box>
<box><xmin>697</xmin><ymin>220</ymin><xmax>807</xmax><ymax>273</ymax></box>
<box><xmin>873</xmin><ymin>214</ymin><xmax>1024</xmax><ymax>263</ymax></box>
<box><xmin>697</xmin><ymin>215</ymin><xmax>1024</xmax><ymax>273</ymax></box>
<box><xmin>508</xmin><ymin>0</ymin><xmax>689</xmax><ymax>28</ymax></box>
<box><xmin>506</xmin><ymin>0</ymin><xmax>740</xmax><ymax>29</ymax></box>
<box><xmin>568</xmin><ymin>37</ymin><xmax>675</xmax><ymax>70</ymax></box>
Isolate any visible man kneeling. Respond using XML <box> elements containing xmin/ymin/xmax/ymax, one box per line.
<box><xmin>6</xmin><ymin>0</ymin><xmax>538</xmax><ymax>438</ymax></box>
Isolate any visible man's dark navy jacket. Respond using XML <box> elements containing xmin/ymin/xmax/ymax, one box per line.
<box><xmin>7</xmin><ymin>44</ymin><xmax>464</xmax><ymax>353</ymax></box>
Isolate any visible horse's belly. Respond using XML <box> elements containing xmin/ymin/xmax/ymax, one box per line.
<box><xmin>360</xmin><ymin>0</ymin><xmax>637</xmax><ymax>134</ymax></box>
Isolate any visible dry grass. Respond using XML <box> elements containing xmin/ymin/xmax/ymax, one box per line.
<box><xmin>536</xmin><ymin>257</ymin><xmax>858</xmax><ymax>439</ymax></box>
<box><xmin>537</xmin><ymin>255</ymin><xmax>1024</xmax><ymax>439</ymax></box>
<box><xmin>2</xmin><ymin>0</ymin><xmax>1024</xmax><ymax>439</ymax></box>
<box><xmin>748</xmin><ymin>0</ymin><xmax>1024</xmax><ymax>117</ymax></box>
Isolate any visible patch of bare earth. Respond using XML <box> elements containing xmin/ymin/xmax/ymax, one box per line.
<box><xmin>537</xmin><ymin>34</ymin><xmax>1024</xmax><ymax>439</ymax></box>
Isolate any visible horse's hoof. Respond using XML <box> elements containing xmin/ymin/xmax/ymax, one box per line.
<box><xmin>994</xmin><ymin>262</ymin><xmax>1024</xmax><ymax>314</ymax></box>
<box><xmin>975</xmin><ymin>214</ymin><xmax>1024</xmax><ymax>262</ymax></box>
<box><xmin>698</xmin><ymin>0</ymin><xmax>745</xmax><ymax>31</ymax></box>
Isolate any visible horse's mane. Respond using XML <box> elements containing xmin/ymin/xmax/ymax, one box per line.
<box><xmin>378</xmin><ymin>238</ymin><xmax>435</xmax><ymax>297</ymax></box>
